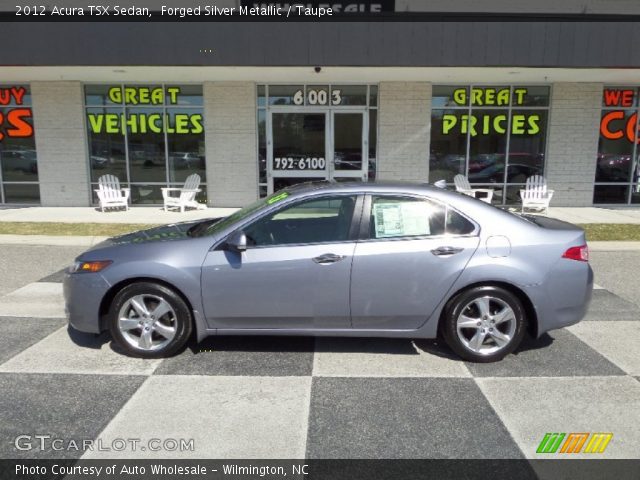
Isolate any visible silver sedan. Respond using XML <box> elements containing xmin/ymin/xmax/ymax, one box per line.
<box><xmin>64</xmin><ymin>182</ymin><xmax>593</xmax><ymax>362</ymax></box>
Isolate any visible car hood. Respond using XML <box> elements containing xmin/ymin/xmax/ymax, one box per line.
<box><xmin>90</xmin><ymin>218</ymin><xmax>223</xmax><ymax>250</ymax></box>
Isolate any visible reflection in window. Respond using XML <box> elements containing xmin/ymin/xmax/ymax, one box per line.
<box><xmin>85</xmin><ymin>85</ymin><xmax>205</xmax><ymax>205</ymax></box>
<box><xmin>244</xmin><ymin>195</ymin><xmax>356</xmax><ymax>246</ymax></box>
<box><xmin>595</xmin><ymin>87</ymin><xmax>640</xmax><ymax>204</ymax></box>
<box><xmin>429</xmin><ymin>85</ymin><xmax>550</xmax><ymax>205</ymax></box>
<box><xmin>0</xmin><ymin>85</ymin><xmax>40</xmax><ymax>204</ymax></box>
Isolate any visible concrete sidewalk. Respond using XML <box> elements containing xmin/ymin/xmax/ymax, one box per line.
<box><xmin>0</xmin><ymin>206</ymin><xmax>238</xmax><ymax>224</ymax></box>
<box><xmin>1</xmin><ymin>205</ymin><xmax>640</xmax><ymax>224</ymax></box>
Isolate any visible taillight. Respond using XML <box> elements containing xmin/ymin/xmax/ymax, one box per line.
<box><xmin>562</xmin><ymin>245</ymin><xmax>589</xmax><ymax>262</ymax></box>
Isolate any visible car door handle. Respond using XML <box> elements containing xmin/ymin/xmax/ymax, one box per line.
<box><xmin>313</xmin><ymin>253</ymin><xmax>346</xmax><ymax>264</ymax></box>
<box><xmin>431</xmin><ymin>246</ymin><xmax>464</xmax><ymax>256</ymax></box>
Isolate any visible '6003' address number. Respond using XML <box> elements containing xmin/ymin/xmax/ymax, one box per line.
<box><xmin>274</xmin><ymin>157</ymin><xmax>326</xmax><ymax>170</ymax></box>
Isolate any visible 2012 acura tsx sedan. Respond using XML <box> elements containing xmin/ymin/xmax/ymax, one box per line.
<box><xmin>64</xmin><ymin>182</ymin><xmax>593</xmax><ymax>363</ymax></box>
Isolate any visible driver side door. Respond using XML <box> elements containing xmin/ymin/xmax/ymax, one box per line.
<box><xmin>200</xmin><ymin>194</ymin><xmax>361</xmax><ymax>330</ymax></box>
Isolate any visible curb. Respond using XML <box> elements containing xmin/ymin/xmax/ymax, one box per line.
<box><xmin>0</xmin><ymin>235</ymin><xmax>108</xmax><ymax>247</ymax></box>
<box><xmin>1</xmin><ymin>235</ymin><xmax>640</xmax><ymax>251</ymax></box>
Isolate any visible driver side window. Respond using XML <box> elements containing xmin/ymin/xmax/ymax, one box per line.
<box><xmin>243</xmin><ymin>195</ymin><xmax>357</xmax><ymax>247</ymax></box>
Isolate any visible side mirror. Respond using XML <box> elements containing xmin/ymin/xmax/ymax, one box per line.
<box><xmin>226</xmin><ymin>231</ymin><xmax>247</xmax><ymax>252</ymax></box>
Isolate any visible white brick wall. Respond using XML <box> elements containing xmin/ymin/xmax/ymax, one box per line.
<box><xmin>377</xmin><ymin>82</ymin><xmax>431</xmax><ymax>182</ymax></box>
<box><xmin>546</xmin><ymin>83</ymin><xmax>602</xmax><ymax>206</ymax></box>
<box><xmin>31</xmin><ymin>82</ymin><xmax>90</xmax><ymax>206</ymax></box>
<box><xmin>204</xmin><ymin>82</ymin><xmax>258</xmax><ymax>207</ymax></box>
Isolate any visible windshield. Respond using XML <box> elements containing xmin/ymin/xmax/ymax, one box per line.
<box><xmin>199</xmin><ymin>190</ymin><xmax>291</xmax><ymax>237</ymax></box>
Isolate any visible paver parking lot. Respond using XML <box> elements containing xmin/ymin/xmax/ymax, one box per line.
<box><xmin>0</xmin><ymin>245</ymin><xmax>638</xmax><ymax>459</ymax></box>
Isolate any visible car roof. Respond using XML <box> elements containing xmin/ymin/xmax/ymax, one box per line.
<box><xmin>280</xmin><ymin>180</ymin><xmax>529</xmax><ymax>229</ymax></box>
<box><xmin>283</xmin><ymin>180</ymin><xmax>437</xmax><ymax>195</ymax></box>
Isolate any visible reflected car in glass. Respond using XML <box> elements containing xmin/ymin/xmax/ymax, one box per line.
<box><xmin>64</xmin><ymin>182</ymin><xmax>593</xmax><ymax>363</ymax></box>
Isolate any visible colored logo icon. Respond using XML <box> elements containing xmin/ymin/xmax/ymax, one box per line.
<box><xmin>536</xmin><ymin>432</ymin><xmax>613</xmax><ymax>454</ymax></box>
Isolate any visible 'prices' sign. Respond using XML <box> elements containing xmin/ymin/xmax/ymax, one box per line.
<box><xmin>0</xmin><ymin>86</ymin><xmax>34</xmax><ymax>142</ymax></box>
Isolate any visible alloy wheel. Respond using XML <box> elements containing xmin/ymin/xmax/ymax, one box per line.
<box><xmin>117</xmin><ymin>294</ymin><xmax>177</xmax><ymax>351</ymax></box>
<box><xmin>455</xmin><ymin>295</ymin><xmax>517</xmax><ymax>355</ymax></box>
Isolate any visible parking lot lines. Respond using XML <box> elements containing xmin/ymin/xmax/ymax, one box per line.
<box><xmin>83</xmin><ymin>376</ymin><xmax>312</xmax><ymax>459</ymax></box>
<box><xmin>0</xmin><ymin>258</ymin><xmax>638</xmax><ymax>460</ymax></box>
<box><xmin>476</xmin><ymin>376</ymin><xmax>640</xmax><ymax>459</ymax></box>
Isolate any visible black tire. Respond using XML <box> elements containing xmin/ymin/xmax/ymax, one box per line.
<box><xmin>108</xmin><ymin>282</ymin><xmax>193</xmax><ymax>358</ymax></box>
<box><xmin>441</xmin><ymin>285</ymin><xmax>527</xmax><ymax>363</ymax></box>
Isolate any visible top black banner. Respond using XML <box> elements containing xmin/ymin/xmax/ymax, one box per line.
<box><xmin>5</xmin><ymin>1</ymin><xmax>640</xmax><ymax>22</ymax></box>
<box><xmin>239</xmin><ymin>1</ymin><xmax>396</xmax><ymax>13</ymax></box>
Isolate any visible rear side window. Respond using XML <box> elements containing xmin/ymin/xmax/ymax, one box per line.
<box><xmin>369</xmin><ymin>195</ymin><xmax>476</xmax><ymax>239</ymax></box>
<box><xmin>446</xmin><ymin>209</ymin><xmax>476</xmax><ymax>235</ymax></box>
<box><xmin>370</xmin><ymin>196</ymin><xmax>446</xmax><ymax>239</ymax></box>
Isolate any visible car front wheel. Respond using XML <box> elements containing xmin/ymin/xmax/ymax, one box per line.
<box><xmin>442</xmin><ymin>286</ymin><xmax>527</xmax><ymax>363</ymax></box>
<box><xmin>108</xmin><ymin>282</ymin><xmax>192</xmax><ymax>358</ymax></box>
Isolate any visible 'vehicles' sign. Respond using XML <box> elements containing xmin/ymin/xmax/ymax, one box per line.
<box><xmin>0</xmin><ymin>86</ymin><xmax>33</xmax><ymax>141</ymax></box>
<box><xmin>87</xmin><ymin>86</ymin><xmax>203</xmax><ymax>135</ymax></box>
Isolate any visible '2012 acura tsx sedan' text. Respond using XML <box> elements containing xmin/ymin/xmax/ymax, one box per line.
<box><xmin>64</xmin><ymin>182</ymin><xmax>593</xmax><ymax>362</ymax></box>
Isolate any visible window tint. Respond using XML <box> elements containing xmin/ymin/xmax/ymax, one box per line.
<box><xmin>446</xmin><ymin>209</ymin><xmax>476</xmax><ymax>235</ymax></box>
<box><xmin>370</xmin><ymin>196</ymin><xmax>446</xmax><ymax>239</ymax></box>
<box><xmin>244</xmin><ymin>196</ymin><xmax>356</xmax><ymax>247</ymax></box>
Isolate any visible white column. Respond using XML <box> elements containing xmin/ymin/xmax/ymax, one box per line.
<box><xmin>203</xmin><ymin>81</ymin><xmax>258</xmax><ymax>207</ymax></box>
<box><xmin>31</xmin><ymin>81</ymin><xmax>90</xmax><ymax>206</ymax></box>
<box><xmin>377</xmin><ymin>82</ymin><xmax>431</xmax><ymax>182</ymax></box>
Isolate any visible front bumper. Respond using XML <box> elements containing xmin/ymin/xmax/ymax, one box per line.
<box><xmin>63</xmin><ymin>270</ymin><xmax>111</xmax><ymax>334</ymax></box>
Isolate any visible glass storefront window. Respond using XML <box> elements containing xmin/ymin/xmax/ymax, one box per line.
<box><xmin>595</xmin><ymin>87</ymin><xmax>640</xmax><ymax>204</ymax></box>
<box><xmin>85</xmin><ymin>84</ymin><xmax>205</xmax><ymax>205</ymax></box>
<box><xmin>0</xmin><ymin>85</ymin><xmax>40</xmax><ymax>204</ymax></box>
<box><xmin>257</xmin><ymin>84</ymin><xmax>378</xmax><ymax>197</ymax></box>
<box><xmin>429</xmin><ymin>85</ymin><xmax>550</xmax><ymax>205</ymax></box>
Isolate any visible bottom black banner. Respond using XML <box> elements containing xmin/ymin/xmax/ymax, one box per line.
<box><xmin>1</xmin><ymin>459</ymin><xmax>639</xmax><ymax>480</ymax></box>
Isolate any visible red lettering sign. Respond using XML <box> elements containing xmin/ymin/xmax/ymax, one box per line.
<box><xmin>600</xmin><ymin>110</ymin><xmax>640</xmax><ymax>144</ymax></box>
<box><xmin>603</xmin><ymin>88</ymin><xmax>635</xmax><ymax>107</ymax></box>
<box><xmin>0</xmin><ymin>86</ymin><xmax>34</xmax><ymax>141</ymax></box>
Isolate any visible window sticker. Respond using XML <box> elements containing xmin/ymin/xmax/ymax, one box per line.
<box><xmin>373</xmin><ymin>201</ymin><xmax>431</xmax><ymax>238</ymax></box>
<box><xmin>266</xmin><ymin>191</ymin><xmax>289</xmax><ymax>205</ymax></box>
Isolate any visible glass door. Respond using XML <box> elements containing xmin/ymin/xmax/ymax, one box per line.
<box><xmin>268</xmin><ymin>111</ymin><xmax>328</xmax><ymax>194</ymax></box>
<box><xmin>330</xmin><ymin>111</ymin><xmax>368</xmax><ymax>182</ymax></box>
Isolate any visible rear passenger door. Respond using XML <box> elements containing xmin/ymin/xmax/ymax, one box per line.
<box><xmin>350</xmin><ymin>194</ymin><xmax>480</xmax><ymax>330</ymax></box>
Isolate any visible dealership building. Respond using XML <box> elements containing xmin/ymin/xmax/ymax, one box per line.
<box><xmin>2</xmin><ymin>0</ymin><xmax>640</xmax><ymax>207</ymax></box>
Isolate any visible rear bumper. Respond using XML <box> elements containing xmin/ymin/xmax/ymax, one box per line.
<box><xmin>529</xmin><ymin>262</ymin><xmax>594</xmax><ymax>336</ymax></box>
<box><xmin>63</xmin><ymin>271</ymin><xmax>111</xmax><ymax>334</ymax></box>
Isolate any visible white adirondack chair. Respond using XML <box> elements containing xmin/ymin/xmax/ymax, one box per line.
<box><xmin>161</xmin><ymin>174</ymin><xmax>205</xmax><ymax>212</ymax></box>
<box><xmin>520</xmin><ymin>175</ymin><xmax>554</xmax><ymax>215</ymax></box>
<box><xmin>453</xmin><ymin>174</ymin><xmax>494</xmax><ymax>204</ymax></box>
<box><xmin>95</xmin><ymin>174</ymin><xmax>130</xmax><ymax>212</ymax></box>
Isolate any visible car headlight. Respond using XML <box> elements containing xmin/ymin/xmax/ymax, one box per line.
<box><xmin>69</xmin><ymin>260</ymin><xmax>112</xmax><ymax>273</ymax></box>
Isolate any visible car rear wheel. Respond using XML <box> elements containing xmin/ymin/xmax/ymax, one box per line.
<box><xmin>442</xmin><ymin>286</ymin><xmax>527</xmax><ymax>363</ymax></box>
<box><xmin>108</xmin><ymin>282</ymin><xmax>192</xmax><ymax>358</ymax></box>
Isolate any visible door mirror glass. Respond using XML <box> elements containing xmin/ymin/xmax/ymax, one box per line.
<box><xmin>226</xmin><ymin>231</ymin><xmax>247</xmax><ymax>252</ymax></box>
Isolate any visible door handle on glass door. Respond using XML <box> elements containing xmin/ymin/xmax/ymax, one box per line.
<box><xmin>431</xmin><ymin>246</ymin><xmax>464</xmax><ymax>256</ymax></box>
<box><xmin>313</xmin><ymin>253</ymin><xmax>346</xmax><ymax>264</ymax></box>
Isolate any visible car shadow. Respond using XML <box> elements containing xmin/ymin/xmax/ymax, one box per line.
<box><xmin>67</xmin><ymin>326</ymin><xmax>556</xmax><ymax>360</ymax></box>
<box><xmin>187</xmin><ymin>335</ymin><xmax>446</xmax><ymax>357</ymax></box>
<box><xmin>66</xmin><ymin>325</ymin><xmax>111</xmax><ymax>350</ymax></box>
<box><xmin>511</xmin><ymin>332</ymin><xmax>555</xmax><ymax>355</ymax></box>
